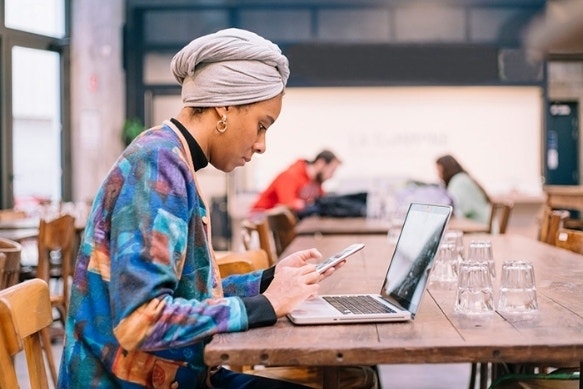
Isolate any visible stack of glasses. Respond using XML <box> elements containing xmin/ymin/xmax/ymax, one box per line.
<box><xmin>429</xmin><ymin>233</ymin><xmax>539</xmax><ymax>316</ymax></box>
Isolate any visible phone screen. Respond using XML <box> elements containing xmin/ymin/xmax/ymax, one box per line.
<box><xmin>315</xmin><ymin>243</ymin><xmax>365</xmax><ymax>273</ymax></box>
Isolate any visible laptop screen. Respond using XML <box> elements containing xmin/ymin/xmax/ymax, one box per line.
<box><xmin>380</xmin><ymin>203</ymin><xmax>452</xmax><ymax>317</ymax></box>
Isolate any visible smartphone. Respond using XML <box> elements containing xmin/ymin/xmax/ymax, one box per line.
<box><xmin>315</xmin><ymin>243</ymin><xmax>365</xmax><ymax>274</ymax></box>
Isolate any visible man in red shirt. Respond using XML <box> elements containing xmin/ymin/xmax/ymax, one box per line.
<box><xmin>251</xmin><ymin>149</ymin><xmax>342</xmax><ymax>213</ymax></box>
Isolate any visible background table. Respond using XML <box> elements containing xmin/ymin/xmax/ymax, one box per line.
<box><xmin>205</xmin><ymin>233</ymin><xmax>583</xmax><ymax>388</ymax></box>
<box><xmin>296</xmin><ymin>215</ymin><xmax>489</xmax><ymax>235</ymax></box>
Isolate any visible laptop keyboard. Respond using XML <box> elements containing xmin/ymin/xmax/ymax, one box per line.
<box><xmin>323</xmin><ymin>295</ymin><xmax>397</xmax><ymax>315</ymax></box>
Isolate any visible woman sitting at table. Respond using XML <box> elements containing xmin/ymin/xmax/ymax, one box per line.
<box><xmin>57</xmin><ymin>28</ymin><xmax>368</xmax><ymax>389</ymax></box>
<box><xmin>435</xmin><ymin>154</ymin><xmax>491</xmax><ymax>224</ymax></box>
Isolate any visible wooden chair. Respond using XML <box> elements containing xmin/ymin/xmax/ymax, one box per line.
<box><xmin>538</xmin><ymin>207</ymin><xmax>570</xmax><ymax>246</ymax></box>
<box><xmin>240</xmin><ymin>218</ymin><xmax>277</xmax><ymax>266</ymax></box>
<box><xmin>0</xmin><ymin>279</ymin><xmax>53</xmax><ymax>389</ymax></box>
<box><xmin>555</xmin><ymin>228</ymin><xmax>583</xmax><ymax>254</ymax></box>
<box><xmin>0</xmin><ymin>237</ymin><xmax>58</xmax><ymax>386</ymax></box>
<box><xmin>217</xmin><ymin>249</ymin><xmax>270</xmax><ymax>277</ymax></box>
<box><xmin>0</xmin><ymin>238</ymin><xmax>22</xmax><ymax>290</ymax></box>
<box><xmin>488</xmin><ymin>202</ymin><xmax>514</xmax><ymax>234</ymax></box>
<box><xmin>266</xmin><ymin>205</ymin><xmax>298</xmax><ymax>257</ymax></box>
<box><xmin>36</xmin><ymin>214</ymin><xmax>76</xmax><ymax>328</ymax></box>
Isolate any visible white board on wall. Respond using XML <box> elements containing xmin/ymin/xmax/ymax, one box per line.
<box><xmin>246</xmin><ymin>86</ymin><xmax>543</xmax><ymax>196</ymax></box>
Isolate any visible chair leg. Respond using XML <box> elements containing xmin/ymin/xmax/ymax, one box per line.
<box><xmin>40</xmin><ymin>327</ymin><xmax>58</xmax><ymax>386</ymax></box>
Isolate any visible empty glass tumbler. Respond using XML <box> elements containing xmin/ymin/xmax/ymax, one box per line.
<box><xmin>454</xmin><ymin>262</ymin><xmax>494</xmax><ymax>314</ymax></box>
<box><xmin>444</xmin><ymin>229</ymin><xmax>464</xmax><ymax>262</ymax></box>
<box><xmin>430</xmin><ymin>242</ymin><xmax>458</xmax><ymax>283</ymax></box>
<box><xmin>497</xmin><ymin>260</ymin><xmax>538</xmax><ymax>313</ymax></box>
<box><xmin>467</xmin><ymin>240</ymin><xmax>496</xmax><ymax>279</ymax></box>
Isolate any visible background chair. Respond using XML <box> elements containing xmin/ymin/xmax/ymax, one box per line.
<box><xmin>266</xmin><ymin>205</ymin><xmax>298</xmax><ymax>258</ymax></box>
<box><xmin>240</xmin><ymin>218</ymin><xmax>277</xmax><ymax>266</ymax></box>
<box><xmin>0</xmin><ymin>279</ymin><xmax>53</xmax><ymax>389</ymax></box>
<box><xmin>555</xmin><ymin>227</ymin><xmax>583</xmax><ymax>254</ymax></box>
<box><xmin>217</xmin><ymin>249</ymin><xmax>270</xmax><ymax>278</ymax></box>
<box><xmin>0</xmin><ymin>237</ymin><xmax>59</xmax><ymax>386</ymax></box>
<box><xmin>488</xmin><ymin>201</ymin><xmax>514</xmax><ymax>234</ymax></box>
<box><xmin>0</xmin><ymin>238</ymin><xmax>22</xmax><ymax>290</ymax></box>
<box><xmin>35</xmin><ymin>214</ymin><xmax>76</xmax><ymax>328</ymax></box>
<box><xmin>538</xmin><ymin>207</ymin><xmax>570</xmax><ymax>246</ymax></box>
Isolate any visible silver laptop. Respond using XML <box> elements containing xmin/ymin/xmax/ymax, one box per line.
<box><xmin>287</xmin><ymin>203</ymin><xmax>452</xmax><ymax>325</ymax></box>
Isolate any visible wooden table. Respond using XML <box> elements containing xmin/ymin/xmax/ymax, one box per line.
<box><xmin>205</xmin><ymin>233</ymin><xmax>583</xmax><ymax>388</ymax></box>
<box><xmin>296</xmin><ymin>215</ymin><xmax>489</xmax><ymax>235</ymax></box>
<box><xmin>0</xmin><ymin>218</ymin><xmax>41</xmax><ymax>242</ymax></box>
<box><xmin>0</xmin><ymin>228</ymin><xmax>39</xmax><ymax>242</ymax></box>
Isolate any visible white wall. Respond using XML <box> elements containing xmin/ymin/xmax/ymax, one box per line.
<box><xmin>243</xmin><ymin>86</ymin><xmax>544</xmax><ymax>197</ymax></box>
<box><xmin>149</xmin><ymin>86</ymin><xmax>543</xmax><ymax>199</ymax></box>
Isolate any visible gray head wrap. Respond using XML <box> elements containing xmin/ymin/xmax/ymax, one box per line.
<box><xmin>171</xmin><ymin>28</ymin><xmax>290</xmax><ymax>107</ymax></box>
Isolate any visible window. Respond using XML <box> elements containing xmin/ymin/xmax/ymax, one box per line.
<box><xmin>5</xmin><ymin>0</ymin><xmax>66</xmax><ymax>38</ymax></box>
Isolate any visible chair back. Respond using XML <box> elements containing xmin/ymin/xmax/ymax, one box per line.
<box><xmin>266</xmin><ymin>205</ymin><xmax>298</xmax><ymax>257</ymax></box>
<box><xmin>36</xmin><ymin>214</ymin><xmax>76</xmax><ymax>324</ymax></box>
<box><xmin>217</xmin><ymin>249</ymin><xmax>270</xmax><ymax>278</ymax></box>
<box><xmin>555</xmin><ymin>228</ymin><xmax>583</xmax><ymax>254</ymax></box>
<box><xmin>0</xmin><ymin>238</ymin><xmax>22</xmax><ymax>290</ymax></box>
<box><xmin>241</xmin><ymin>218</ymin><xmax>277</xmax><ymax>266</ymax></box>
<box><xmin>538</xmin><ymin>207</ymin><xmax>570</xmax><ymax>245</ymax></box>
<box><xmin>0</xmin><ymin>279</ymin><xmax>52</xmax><ymax>389</ymax></box>
<box><xmin>488</xmin><ymin>202</ymin><xmax>513</xmax><ymax>234</ymax></box>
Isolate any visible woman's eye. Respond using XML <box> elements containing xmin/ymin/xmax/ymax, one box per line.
<box><xmin>259</xmin><ymin>123</ymin><xmax>266</xmax><ymax>131</ymax></box>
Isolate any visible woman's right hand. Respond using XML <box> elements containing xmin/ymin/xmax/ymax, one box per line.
<box><xmin>263</xmin><ymin>263</ymin><xmax>320</xmax><ymax>317</ymax></box>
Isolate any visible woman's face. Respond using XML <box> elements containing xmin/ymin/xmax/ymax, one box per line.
<box><xmin>209</xmin><ymin>94</ymin><xmax>283</xmax><ymax>172</ymax></box>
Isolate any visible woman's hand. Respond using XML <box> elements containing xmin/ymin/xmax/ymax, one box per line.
<box><xmin>276</xmin><ymin>248</ymin><xmax>346</xmax><ymax>281</ymax></box>
<box><xmin>276</xmin><ymin>248</ymin><xmax>322</xmax><ymax>270</ymax></box>
<box><xmin>263</xmin><ymin>248</ymin><xmax>347</xmax><ymax>316</ymax></box>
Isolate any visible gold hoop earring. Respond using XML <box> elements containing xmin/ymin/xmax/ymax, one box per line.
<box><xmin>216</xmin><ymin>115</ymin><xmax>227</xmax><ymax>134</ymax></box>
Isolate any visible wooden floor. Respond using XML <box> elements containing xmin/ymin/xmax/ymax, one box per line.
<box><xmin>16</xmin><ymin>339</ymin><xmax>472</xmax><ymax>389</ymax></box>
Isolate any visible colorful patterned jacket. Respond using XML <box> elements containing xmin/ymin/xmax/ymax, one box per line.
<box><xmin>58</xmin><ymin>122</ymin><xmax>276</xmax><ymax>388</ymax></box>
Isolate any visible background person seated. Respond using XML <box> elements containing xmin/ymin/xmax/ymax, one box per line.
<box><xmin>251</xmin><ymin>149</ymin><xmax>342</xmax><ymax>215</ymax></box>
<box><xmin>435</xmin><ymin>154</ymin><xmax>491</xmax><ymax>224</ymax></box>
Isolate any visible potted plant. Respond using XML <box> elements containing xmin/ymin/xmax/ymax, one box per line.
<box><xmin>122</xmin><ymin>118</ymin><xmax>144</xmax><ymax>146</ymax></box>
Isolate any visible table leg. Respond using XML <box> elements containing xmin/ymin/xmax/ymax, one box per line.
<box><xmin>322</xmin><ymin>366</ymin><xmax>340</xmax><ymax>389</ymax></box>
<box><xmin>479</xmin><ymin>363</ymin><xmax>489</xmax><ymax>389</ymax></box>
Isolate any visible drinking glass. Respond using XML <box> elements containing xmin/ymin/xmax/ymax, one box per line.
<box><xmin>497</xmin><ymin>260</ymin><xmax>538</xmax><ymax>313</ymax></box>
<box><xmin>454</xmin><ymin>262</ymin><xmax>494</xmax><ymax>314</ymax></box>
<box><xmin>444</xmin><ymin>229</ymin><xmax>464</xmax><ymax>262</ymax></box>
<box><xmin>430</xmin><ymin>242</ymin><xmax>458</xmax><ymax>283</ymax></box>
<box><xmin>467</xmin><ymin>240</ymin><xmax>496</xmax><ymax>279</ymax></box>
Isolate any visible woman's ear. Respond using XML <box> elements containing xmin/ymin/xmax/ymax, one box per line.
<box><xmin>214</xmin><ymin>106</ymin><xmax>229</xmax><ymax>118</ymax></box>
